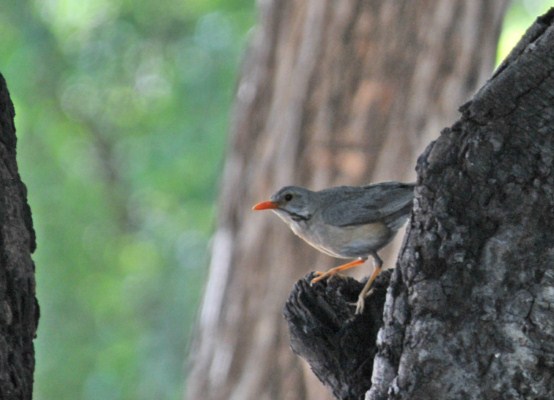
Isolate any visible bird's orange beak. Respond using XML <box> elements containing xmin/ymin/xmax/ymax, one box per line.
<box><xmin>252</xmin><ymin>200</ymin><xmax>278</xmax><ymax>211</ymax></box>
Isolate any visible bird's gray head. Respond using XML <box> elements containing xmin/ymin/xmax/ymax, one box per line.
<box><xmin>252</xmin><ymin>186</ymin><xmax>315</xmax><ymax>223</ymax></box>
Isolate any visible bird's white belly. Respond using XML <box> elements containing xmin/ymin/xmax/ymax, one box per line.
<box><xmin>290</xmin><ymin>220</ymin><xmax>390</xmax><ymax>259</ymax></box>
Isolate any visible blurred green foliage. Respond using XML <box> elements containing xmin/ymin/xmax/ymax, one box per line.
<box><xmin>2</xmin><ymin>0</ymin><xmax>254</xmax><ymax>399</ymax></box>
<box><xmin>0</xmin><ymin>0</ymin><xmax>551</xmax><ymax>399</ymax></box>
<box><xmin>498</xmin><ymin>0</ymin><xmax>552</xmax><ymax>61</ymax></box>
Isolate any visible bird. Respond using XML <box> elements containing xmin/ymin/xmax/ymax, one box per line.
<box><xmin>252</xmin><ymin>181</ymin><xmax>415</xmax><ymax>314</ymax></box>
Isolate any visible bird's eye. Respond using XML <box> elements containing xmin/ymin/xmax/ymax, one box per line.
<box><xmin>284</xmin><ymin>193</ymin><xmax>293</xmax><ymax>201</ymax></box>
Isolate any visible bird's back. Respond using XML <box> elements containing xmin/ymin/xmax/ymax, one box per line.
<box><xmin>319</xmin><ymin>182</ymin><xmax>415</xmax><ymax>229</ymax></box>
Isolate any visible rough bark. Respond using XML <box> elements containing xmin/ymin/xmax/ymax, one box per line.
<box><xmin>284</xmin><ymin>271</ymin><xmax>391</xmax><ymax>400</ymax></box>
<box><xmin>0</xmin><ymin>74</ymin><xmax>38</xmax><ymax>399</ymax></box>
<box><xmin>186</xmin><ymin>1</ymin><xmax>508</xmax><ymax>399</ymax></box>
<box><xmin>368</xmin><ymin>10</ymin><xmax>554</xmax><ymax>399</ymax></box>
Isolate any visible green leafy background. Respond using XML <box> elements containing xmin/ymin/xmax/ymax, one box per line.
<box><xmin>0</xmin><ymin>0</ymin><xmax>550</xmax><ymax>398</ymax></box>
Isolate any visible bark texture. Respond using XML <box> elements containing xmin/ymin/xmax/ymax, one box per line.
<box><xmin>0</xmin><ymin>74</ymin><xmax>38</xmax><ymax>399</ymax></box>
<box><xmin>186</xmin><ymin>1</ymin><xmax>508</xmax><ymax>399</ymax></box>
<box><xmin>284</xmin><ymin>271</ymin><xmax>391</xmax><ymax>400</ymax></box>
<box><xmin>367</xmin><ymin>10</ymin><xmax>554</xmax><ymax>400</ymax></box>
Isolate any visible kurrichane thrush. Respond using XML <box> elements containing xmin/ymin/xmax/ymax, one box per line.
<box><xmin>253</xmin><ymin>181</ymin><xmax>415</xmax><ymax>314</ymax></box>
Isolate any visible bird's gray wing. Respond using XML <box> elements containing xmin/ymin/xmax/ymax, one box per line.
<box><xmin>321</xmin><ymin>182</ymin><xmax>415</xmax><ymax>227</ymax></box>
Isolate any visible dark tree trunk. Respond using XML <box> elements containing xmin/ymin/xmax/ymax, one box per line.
<box><xmin>186</xmin><ymin>1</ymin><xmax>508</xmax><ymax>399</ymax></box>
<box><xmin>0</xmin><ymin>74</ymin><xmax>38</xmax><ymax>399</ymax></box>
<box><xmin>285</xmin><ymin>9</ymin><xmax>554</xmax><ymax>400</ymax></box>
<box><xmin>371</xmin><ymin>11</ymin><xmax>554</xmax><ymax>399</ymax></box>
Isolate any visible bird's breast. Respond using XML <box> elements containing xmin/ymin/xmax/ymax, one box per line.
<box><xmin>291</xmin><ymin>219</ymin><xmax>392</xmax><ymax>259</ymax></box>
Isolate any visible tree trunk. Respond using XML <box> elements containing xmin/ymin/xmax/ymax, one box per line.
<box><xmin>368</xmin><ymin>10</ymin><xmax>554</xmax><ymax>399</ymax></box>
<box><xmin>0</xmin><ymin>74</ymin><xmax>38</xmax><ymax>399</ymax></box>
<box><xmin>186</xmin><ymin>1</ymin><xmax>508</xmax><ymax>399</ymax></box>
<box><xmin>284</xmin><ymin>9</ymin><xmax>554</xmax><ymax>400</ymax></box>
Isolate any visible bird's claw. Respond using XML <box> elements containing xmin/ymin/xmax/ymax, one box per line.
<box><xmin>311</xmin><ymin>270</ymin><xmax>348</xmax><ymax>284</ymax></box>
<box><xmin>355</xmin><ymin>300</ymin><xmax>364</xmax><ymax>315</ymax></box>
<box><xmin>354</xmin><ymin>288</ymin><xmax>374</xmax><ymax>315</ymax></box>
<box><xmin>311</xmin><ymin>270</ymin><xmax>332</xmax><ymax>284</ymax></box>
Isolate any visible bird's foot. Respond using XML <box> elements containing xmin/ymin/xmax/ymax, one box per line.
<box><xmin>310</xmin><ymin>259</ymin><xmax>366</xmax><ymax>285</ymax></box>
<box><xmin>311</xmin><ymin>270</ymin><xmax>350</xmax><ymax>284</ymax></box>
<box><xmin>354</xmin><ymin>288</ymin><xmax>374</xmax><ymax>314</ymax></box>
<box><xmin>354</xmin><ymin>265</ymin><xmax>382</xmax><ymax>314</ymax></box>
<box><xmin>311</xmin><ymin>270</ymin><xmax>336</xmax><ymax>284</ymax></box>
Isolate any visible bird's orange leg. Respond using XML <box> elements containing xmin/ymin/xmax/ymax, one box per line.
<box><xmin>311</xmin><ymin>258</ymin><xmax>366</xmax><ymax>284</ymax></box>
<box><xmin>355</xmin><ymin>252</ymin><xmax>383</xmax><ymax>314</ymax></box>
<box><xmin>355</xmin><ymin>266</ymin><xmax>382</xmax><ymax>314</ymax></box>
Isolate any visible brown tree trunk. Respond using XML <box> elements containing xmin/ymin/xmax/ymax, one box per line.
<box><xmin>186</xmin><ymin>1</ymin><xmax>508</xmax><ymax>399</ymax></box>
<box><xmin>0</xmin><ymin>74</ymin><xmax>38</xmax><ymax>399</ymax></box>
